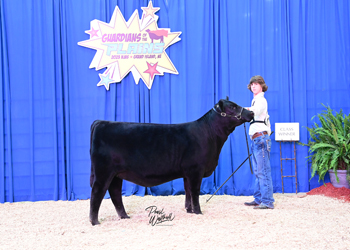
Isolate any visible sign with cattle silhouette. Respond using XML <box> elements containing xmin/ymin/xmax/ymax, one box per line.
<box><xmin>78</xmin><ymin>1</ymin><xmax>181</xmax><ymax>90</ymax></box>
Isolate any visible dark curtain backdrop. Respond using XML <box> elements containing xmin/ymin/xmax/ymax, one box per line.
<box><xmin>1</xmin><ymin>0</ymin><xmax>350</xmax><ymax>202</ymax></box>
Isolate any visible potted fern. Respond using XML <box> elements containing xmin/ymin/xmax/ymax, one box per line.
<box><xmin>300</xmin><ymin>105</ymin><xmax>350</xmax><ymax>187</ymax></box>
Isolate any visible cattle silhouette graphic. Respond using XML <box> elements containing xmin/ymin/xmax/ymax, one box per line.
<box><xmin>146</xmin><ymin>29</ymin><xmax>168</xmax><ymax>43</ymax></box>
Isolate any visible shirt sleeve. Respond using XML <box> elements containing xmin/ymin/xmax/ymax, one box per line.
<box><xmin>247</xmin><ymin>97</ymin><xmax>267</xmax><ymax>117</ymax></box>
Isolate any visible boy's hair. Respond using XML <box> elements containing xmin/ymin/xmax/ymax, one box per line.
<box><xmin>247</xmin><ymin>75</ymin><xmax>268</xmax><ymax>92</ymax></box>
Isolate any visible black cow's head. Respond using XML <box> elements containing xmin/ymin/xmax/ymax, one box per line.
<box><xmin>213</xmin><ymin>97</ymin><xmax>254</xmax><ymax>126</ymax></box>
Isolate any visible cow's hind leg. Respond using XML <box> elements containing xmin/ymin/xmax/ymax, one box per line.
<box><xmin>90</xmin><ymin>176</ymin><xmax>114</xmax><ymax>226</ymax></box>
<box><xmin>184</xmin><ymin>178</ymin><xmax>193</xmax><ymax>213</ymax></box>
<box><xmin>108</xmin><ymin>177</ymin><xmax>130</xmax><ymax>219</ymax></box>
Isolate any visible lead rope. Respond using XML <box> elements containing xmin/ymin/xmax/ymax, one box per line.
<box><xmin>206</xmin><ymin>154</ymin><xmax>251</xmax><ymax>203</ymax></box>
<box><xmin>205</xmin><ymin>122</ymin><xmax>254</xmax><ymax>203</ymax></box>
<box><xmin>244</xmin><ymin>122</ymin><xmax>253</xmax><ymax>174</ymax></box>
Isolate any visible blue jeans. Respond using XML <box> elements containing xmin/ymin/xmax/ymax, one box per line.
<box><xmin>251</xmin><ymin>134</ymin><xmax>275</xmax><ymax>208</ymax></box>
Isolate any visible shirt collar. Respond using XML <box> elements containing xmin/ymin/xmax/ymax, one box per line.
<box><xmin>253</xmin><ymin>92</ymin><xmax>264</xmax><ymax>99</ymax></box>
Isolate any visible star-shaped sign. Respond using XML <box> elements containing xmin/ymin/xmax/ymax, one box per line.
<box><xmin>78</xmin><ymin>1</ymin><xmax>181</xmax><ymax>90</ymax></box>
<box><xmin>86</xmin><ymin>27</ymin><xmax>99</xmax><ymax>38</ymax></box>
<box><xmin>144</xmin><ymin>62</ymin><xmax>160</xmax><ymax>80</ymax></box>
<box><xmin>141</xmin><ymin>1</ymin><xmax>160</xmax><ymax>19</ymax></box>
<box><xmin>97</xmin><ymin>73</ymin><xmax>114</xmax><ymax>90</ymax></box>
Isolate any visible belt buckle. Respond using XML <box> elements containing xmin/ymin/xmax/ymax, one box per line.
<box><xmin>253</xmin><ymin>131</ymin><xmax>265</xmax><ymax>139</ymax></box>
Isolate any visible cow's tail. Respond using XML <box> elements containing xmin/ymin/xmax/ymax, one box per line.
<box><xmin>90</xmin><ymin>120</ymin><xmax>102</xmax><ymax>154</ymax></box>
<box><xmin>90</xmin><ymin>120</ymin><xmax>102</xmax><ymax>187</ymax></box>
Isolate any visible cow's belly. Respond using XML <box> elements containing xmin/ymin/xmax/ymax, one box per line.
<box><xmin>117</xmin><ymin>170</ymin><xmax>183</xmax><ymax>187</ymax></box>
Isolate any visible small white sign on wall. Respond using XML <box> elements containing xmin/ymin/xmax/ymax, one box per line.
<box><xmin>275</xmin><ymin>123</ymin><xmax>300</xmax><ymax>141</ymax></box>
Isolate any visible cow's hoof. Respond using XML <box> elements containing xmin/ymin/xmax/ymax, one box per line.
<box><xmin>186</xmin><ymin>209</ymin><xmax>193</xmax><ymax>213</ymax></box>
<box><xmin>120</xmin><ymin>215</ymin><xmax>130</xmax><ymax>219</ymax></box>
<box><xmin>90</xmin><ymin>220</ymin><xmax>101</xmax><ymax>226</ymax></box>
<box><xmin>194</xmin><ymin>210</ymin><xmax>202</xmax><ymax>215</ymax></box>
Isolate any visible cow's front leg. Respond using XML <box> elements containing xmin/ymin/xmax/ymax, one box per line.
<box><xmin>183</xmin><ymin>177</ymin><xmax>192</xmax><ymax>213</ymax></box>
<box><xmin>188</xmin><ymin>175</ymin><xmax>203</xmax><ymax>215</ymax></box>
<box><xmin>109</xmin><ymin>176</ymin><xmax>130</xmax><ymax>219</ymax></box>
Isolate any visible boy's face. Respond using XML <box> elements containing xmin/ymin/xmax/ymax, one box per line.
<box><xmin>251</xmin><ymin>82</ymin><xmax>262</xmax><ymax>95</ymax></box>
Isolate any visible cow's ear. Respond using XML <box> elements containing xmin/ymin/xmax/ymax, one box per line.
<box><xmin>218</xmin><ymin>99</ymin><xmax>224</xmax><ymax>111</ymax></box>
<box><xmin>226</xmin><ymin>96</ymin><xmax>229</xmax><ymax>100</ymax></box>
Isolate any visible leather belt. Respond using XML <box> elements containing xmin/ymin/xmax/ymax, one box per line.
<box><xmin>252</xmin><ymin>131</ymin><xmax>268</xmax><ymax>140</ymax></box>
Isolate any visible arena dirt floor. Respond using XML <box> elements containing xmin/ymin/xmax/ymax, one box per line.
<box><xmin>1</xmin><ymin>183</ymin><xmax>350</xmax><ymax>250</ymax></box>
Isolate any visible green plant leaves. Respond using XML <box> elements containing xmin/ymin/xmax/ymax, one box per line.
<box><xmin>300</xmin><ymin>105</ymin><xmax>350</xmax><ymax>183</ymax></box>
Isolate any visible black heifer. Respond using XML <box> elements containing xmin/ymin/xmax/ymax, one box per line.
<box><xmin>89</xmin><ymin>98</ymin><xmax>254</xmax><ymax>225</ymax></box>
